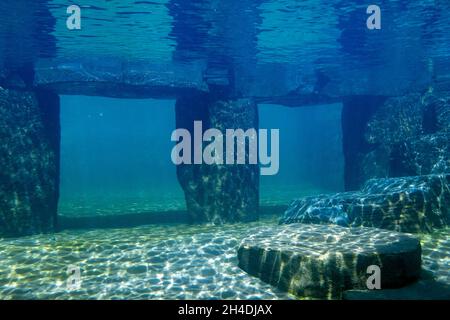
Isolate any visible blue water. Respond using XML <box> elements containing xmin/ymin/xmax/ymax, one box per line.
<box><xmin>2</xmin><ymin>1</ymin><xmax>450</xmax><ymax>80</ymax></box>
<box><xmin>58</xmin><ymin>96</ymin><xmax>185</xmax><ymax>216</ymax></box>
<box><xmin>0</xmin><ymin>0</ymin><xmax>449</xmax><ymax>300</ymax></box>
<box><xmin>58</xmin><ymin>98</ymin><xmax>343</xmax><ymax>217</ymax></box>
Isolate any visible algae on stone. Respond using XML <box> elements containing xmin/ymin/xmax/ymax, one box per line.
<box><xmin>0</xmin><ymin>88</ymin><xmax>60</xmax><ymax>237</ymax></box>
<box><xmin>238</xmin><ymin>223</ymin><xmax>421</xmax><ymax>299</ymax></box>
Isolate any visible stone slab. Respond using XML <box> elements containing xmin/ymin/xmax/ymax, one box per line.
<box><xmin>238</xmin><ymin>223</ymin><xmax>421</xmax><ymax>299</ymax></box>
<box><xmin>281</xmin><ymin>174</ymin><xmax>450</xmax><ymax>233</ymax></box>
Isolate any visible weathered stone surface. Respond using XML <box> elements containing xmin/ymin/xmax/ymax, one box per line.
<box><xmin>237</xmin><ymin>54</ymin><xmax>435</xmax><ymax>99</ymax></box>
<box><xmin>281</xmin><ymin>174</ymin><xmax>450</xmax><ymax>233</ymax></box>
<box><xmin>422</xmin><ymin>91</ymin><xmax>450</xmax><ymax>132</ymax></box>
<box><xmin>175</xmin><ymin>94</ymin><xmax>259</xmax><ymax>224</ymax></box>
<box><xmin>31</xmin><ymin>56</ymin><xmax>445</xmax><ymax>107</ymax></box>
<box><xmin>35</xmin><ymin>59</ymin><xmax>208</xmax><ymax>98</ymax></box>
<box><xmin>391</xmin><ymin>132</ymin><xmax>450</xmax><ymax>177</ymax></box>
<box><xmin>387</xmin><ymin>92</ymin><xmax>450</xmax><ymax>177</ymax></box>
<box><xmin>344</xmin><ymin>227</ymin><xmax>450</xmax><ymax>300</ymax></box>
<box><xmin>353</xmin><ymin>94</ymin><xmax>425</xmax><ymax>189</ymax></box>
<box><xmin>0</xmin><ymin>87</ymin><xmax>60</xmax><ymax>237</ymax></box>
<box><xmin>365</xmin><ymin>94</ymin><xmax>425</xmax><ymax>146</ymax></box>
<box><xmin>342</xmin><ymin>91</ymin><xmax>450</xmax><ymax>190</ymax></box>
<box><xmin>238</xmin><ymin>224</ymin><xmax>421</xmax><ymax>299</ymax></box>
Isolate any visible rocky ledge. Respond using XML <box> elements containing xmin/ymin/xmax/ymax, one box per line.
<box><xmin>392</xmin><ymin>132</ymin><xmax>450</xmax><ymax>176</ymax></box>
<box><xmin>341</xmin><ymin>91</ymin><xmax>450</xmax><ymax>190</ymax></box>
<box><xmin>237</xmin><ymin>224</ymin><xmax>421</xmax><ymax>299</ymax></box>
<box><xmin>280</xmin><ymin>174</ymin><xmax>450</xmax><ymax>233</ymax></box>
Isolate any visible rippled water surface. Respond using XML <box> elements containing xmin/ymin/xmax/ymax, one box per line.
<box><xmin>1</xmin><ymin>1</ymin><xmax>449</xmax><ymax>80</ymax></box>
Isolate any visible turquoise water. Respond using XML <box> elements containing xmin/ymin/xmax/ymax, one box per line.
<box><xmin>59</xmin><ymin>96</ymin><xmax>185</xmax><ymax>217</ymax></box>
<box><xmin>0</xmin><ymin>0</ymin><xmax>449</xmax><ymax>300</ymax></box>
<box><xmin>58</xmin><ymin>98</ymin><xmax>343</xmax><ymax>218</ymax></box>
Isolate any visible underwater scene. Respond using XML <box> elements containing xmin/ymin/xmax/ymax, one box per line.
<box><xmin>0</xmin><ymin>0</ymin><xmax>449</xmax><ymax>301</ymax></box>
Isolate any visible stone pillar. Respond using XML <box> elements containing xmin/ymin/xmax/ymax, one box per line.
<box><xmin>341</xmin><ymin>96</ymin><xmax>385</xmax><ymax>190</ymax></box>
<box><xmin>0</xmin><ymin>87</ymin><xmax>60</xmax><ymax>237</ymax></box>
<box><xmin>175</xmin><ymin>93</ymin><xmax>259</xmax><ymax>224</ymax></box>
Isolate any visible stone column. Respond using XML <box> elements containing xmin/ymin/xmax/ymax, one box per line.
<box><xmin>341</xmin><ymin>96</ymin><xmax>386</xmax><ymax>190</ymax></box>
<box><xmin>175</xmin><ymin>93</ymin><xmax>259</xmax><ymax>224</ymax></box>
<box><xmin>0</xmin><ymin>87</ymin><xmax>60</xmax><ymax>237</ymax></box>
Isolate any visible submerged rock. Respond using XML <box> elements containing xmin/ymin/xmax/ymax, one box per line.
<box><xmin>35</xmin><ymin>59</ymin><xmax>208</xmax><ymax>98</ymax></box>
<box><xmin>0</xmin><ymin>88</ymin><xmax>60</xmax><ymax>237</ymax></box>
<box><xmin>364</xmin><ymin>94</ymin><xmax>425</xmax><ymax>146</ymax></box>
<box><xmin>342</xmin><ymin>91</ymin><xmax>450</xmax><ymax>190</ymax></box>
<box><xmin>237</xmin><ymin>224</ymin><xmax>421</xmax><ymax>299</ymax></box>
<box><xmin>281</xmin><ymin>174</ymin><xmax>450</xmax><ymax>233</ymax></box>
<box><xmin>391</xmin><ymin>132</ymin><xmax>450</xmax><ymax>177</ymax></box>
<box><xmin>175</xmin><ymin>94</ymin><xmax>259</xmax><ymax>224</ymax></box>
<box><xmin>422</xmin><ymin>91</ymin><xmax>450</xmax><ymax>133</ymax></box>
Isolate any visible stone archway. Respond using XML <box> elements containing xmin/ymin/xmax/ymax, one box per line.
<box><xmin>0</xmin><ymin>86</ymin><xmax>261</xmax><ymax>237</ymax></box>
